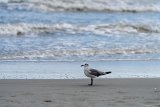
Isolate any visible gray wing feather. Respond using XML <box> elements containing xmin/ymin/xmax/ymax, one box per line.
<box><xmin>89</xmin><ymin>68</ymin><xmax>105</xmax><ymax>77</ymax></box>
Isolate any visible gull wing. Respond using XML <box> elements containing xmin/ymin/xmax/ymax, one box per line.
<box><xmin>89</xmin><ymin>68</ymin><xmax>104</xmax><ymax>77</ymax></box>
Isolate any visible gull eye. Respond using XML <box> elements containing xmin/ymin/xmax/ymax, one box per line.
<box><xmin>85</xmin><ymin>64</ymin><xmax>88</xmax><ymax>66</ymax></box>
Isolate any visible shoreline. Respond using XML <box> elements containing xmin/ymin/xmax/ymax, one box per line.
<box><xmin>0</xmin><ymin>79</ymin><xmax>160</xmax><ymax>107</ymax></box>
<box><xmin>0</xmin><ymin>60</ymin><xmax>160</xmax><ymax>79</ymax></box>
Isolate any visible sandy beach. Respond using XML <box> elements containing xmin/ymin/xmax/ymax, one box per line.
<box><xmin>0</xmin><ymin>79</ymin><xmax>160</xmax><ymax>107</ymax></box>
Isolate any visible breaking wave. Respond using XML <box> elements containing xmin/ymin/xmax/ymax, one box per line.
<box><xmin>0</xmin><ymin>48</ymin><xmax>160</xmax><ymax>61</ymax></box>
<box><xmin>0</xmin><ymin>0</ymin><xmax>160</xmax><ymax>12</ymax></box>
<box><xmin>0</xmin><ymin>23</ymin><xmax>159</xmax><ymax>36</ymax></box>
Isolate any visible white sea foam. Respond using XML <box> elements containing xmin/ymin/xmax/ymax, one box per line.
<box><xmin>0</xmin><ymin>72</ymin><xmax>158</xmax><ymax>79</ymax></box>
<box><xmin>0</xmin><ymin>73</ymin><xmax>80</xmax><ymax>79</ymax></box>
<box><xmin>0</xmin><ymin>48</ymin><xmax>160</xmax><ymax>61</ymax></box>
<box><xmin>0</xmin><ymin>23</ymin><xmax>159</xmax><ymax>36</ymax></box>
<box><xmin>0</xmin><ymin>0</ymin><xmax>160</xmax><ymax>12</ymax></box>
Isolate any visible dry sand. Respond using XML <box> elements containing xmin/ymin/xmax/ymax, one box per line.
<box><xmin>0</xmin><ymin>79</ymin><xmax>160</xmax><ymax>107</ymax></box>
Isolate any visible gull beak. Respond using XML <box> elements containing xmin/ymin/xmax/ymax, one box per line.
<box><xmin>81</xmin><ymin>65</ymin><xmax>84</xmax><ymax>67</ymax></box>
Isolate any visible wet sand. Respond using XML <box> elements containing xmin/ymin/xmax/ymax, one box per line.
<box><xmin>1</xmin><ymin>61</ymin><xmax>160</xmax><ymax>79</ymax></box>
<box><xmin>0</xmin><ymin>79</ymin><xmax>160</xmax><ymax>107</ymax></box>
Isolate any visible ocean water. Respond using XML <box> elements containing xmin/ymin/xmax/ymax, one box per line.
<box><xmin>0</xmin><ymin>0</ymin><xmax>160</xmax><ymax>79</ymax></box>
<box><xmin>0</xmin><ymin>61</ymin><xmax>160</xmax><ymax>79</ymax></box>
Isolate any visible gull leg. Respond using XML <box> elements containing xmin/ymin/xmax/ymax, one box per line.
<box><xmin>88</xmin><ymin>78</ymin><xmax>93</xmax><ymax>86</ymax></box>
<box><xmin>91</xmin><ymin>78</ymin><xmax>93</xmax><ymax>85</ymax></box>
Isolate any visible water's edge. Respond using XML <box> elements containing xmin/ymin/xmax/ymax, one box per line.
<box><xmin>0</xmin><ymin>61</ymin><xmax>160</xmax><ymax>79</ymax></box>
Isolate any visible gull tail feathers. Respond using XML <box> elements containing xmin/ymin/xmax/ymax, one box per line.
<box><xmin>105</xmin><ymin>71</ymin><xmax>112</xmax><ymax>74</ymax></box>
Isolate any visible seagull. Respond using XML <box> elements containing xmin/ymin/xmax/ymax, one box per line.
<box><xmin>81</xmin><ymin>63</ymin><xmax>111</xmax><ymax>86</ymax></box>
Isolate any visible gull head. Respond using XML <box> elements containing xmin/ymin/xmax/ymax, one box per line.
<box><xmin>81</xmin><ymin>63</ymin><xmax>89</xmax><ymax>67</ymax></box>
